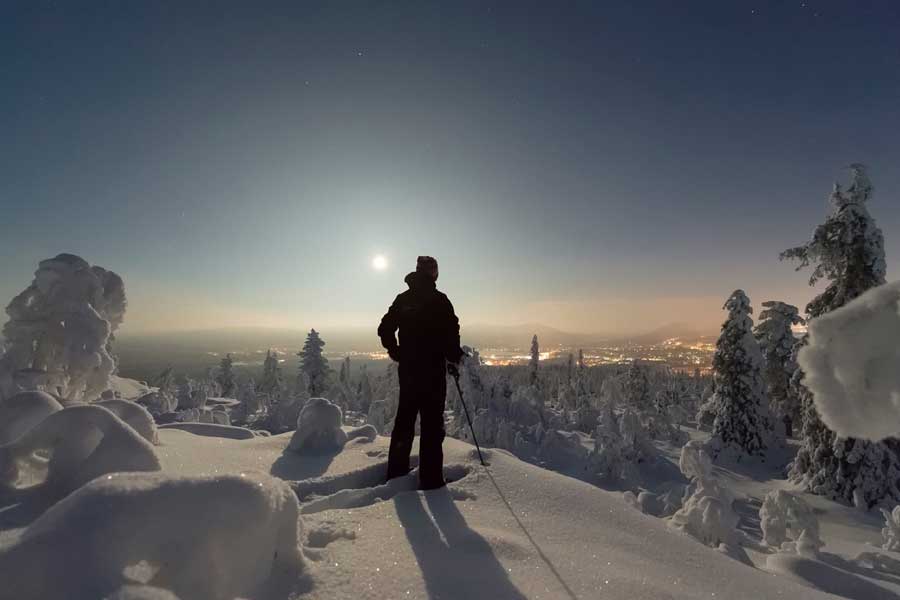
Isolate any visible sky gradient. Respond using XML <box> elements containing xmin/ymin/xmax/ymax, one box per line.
<box><xmin>2</xmin><ymin>1</ymin><xmax>899</xmax><ymax>336</ymax></box>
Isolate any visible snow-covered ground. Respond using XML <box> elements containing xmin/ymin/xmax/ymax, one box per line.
<box><xmin>6</xmin><ymin>413</ymin><xmax>898</xmax><ymax>600</ymax></box>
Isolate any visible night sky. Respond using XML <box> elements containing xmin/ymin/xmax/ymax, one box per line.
<box><xmin>2</xmin><ymin>1</ymin><xmax>899</xmax><ymax>335</ymax></box>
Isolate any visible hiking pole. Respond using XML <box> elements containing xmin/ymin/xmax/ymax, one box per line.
<box><xmin>452</xmin><ymin>372</ymin><xmax>487</xmax><ymax>467</ymax></box>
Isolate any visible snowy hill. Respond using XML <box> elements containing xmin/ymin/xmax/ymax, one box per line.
<box><xmin>0</xmin><ymin>425</ymin><xmax>850</xmax><ymax>600</ymax></box>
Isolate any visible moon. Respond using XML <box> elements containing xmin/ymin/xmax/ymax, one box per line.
<box><xmin>372</xmin><ymin>254</ymin><xmax>388</xmax><ymax>271</ymax></box>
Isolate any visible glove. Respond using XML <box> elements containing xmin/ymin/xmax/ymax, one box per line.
<box><xmin>447</xmin><ymin>363</ymin><xmax>460</xmax><ymax>378</ymax></box>
<box><xmin>387</xmin><ymin>346</ymin><xmax>401</xmax><ymax>362</ymax></box>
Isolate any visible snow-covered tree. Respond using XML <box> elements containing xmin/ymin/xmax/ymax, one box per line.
<box><xmin>754</xmin><ymin>302</ymin><xmax>804</xmax><ymax>436</ymax></box>
<box><xmin>709</xmin><ymin>290</ymin><xmax>770</xmax><ymax>459</ymax></box>
<box><xmin>338</xmin><ymin>356</ymin><xmax>351</xmax><ymax>386</ymax></box>
<box><xmin>356</xmin><ymin>365</ymin><xmax>373</xmax><ymax>414</ymax></box>
<box><xmin>529</xmin><ymin>335</ymin><xmax>540</xmax><ymax>385</ymax></box>
<box><xmin>258</xmin><ymin>350</ymin><xmax>284</xmax><ymax>400</ymax></box>
<box><xmin>298</xmin><ymin>329</ymin><xmax>329</xmax><ymax>396</ymax></box>
<box><xmin>781</xmin><ymin>165</ymin><xmax>886</xmax><ymax>319</ymax></box>
<box><xmin>216</xmin><ymin>353</ymin><xmax>236</xmax><ymax>397</ymax></box>
<box><xmin>0</xmin><ymin>254</ymin><xmax>126</xmax><ymax>402</ymax></box>
<box><xmin>783</xmin><ymin>165</ymin><xmax>900</xmax><ymax>508</ymax></box>
<box><xmin>624</xmin><ymin>361</ymin><xmax>651</xmax><ymax>412</ymax></box>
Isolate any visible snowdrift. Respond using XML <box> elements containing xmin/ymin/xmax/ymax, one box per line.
<box><xmin>0</xmin><ymin>471</ymin><xmax>304</xmax><ymax>600</ymax></box>
<box><xmin>0</xmin><ymin>404</ymin><xmax>160</xmax><ymax>498</ymax></box>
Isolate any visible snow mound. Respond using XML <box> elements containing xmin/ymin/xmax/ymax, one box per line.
<box><xmin>106</xmin><ymin>585</ymin><xmax>182</xmax><ymax>600</ymax></box>
<box><xmin>158</xmin><ymin>422</ymin><xmax>255</xmax><ymax>440</ymax></box>
<box><xmin>0</xmin><ymin>390</ymin><xmax>62</xmax><ymax>445</ymax></box>
<box><xmin>96</xmin><ymin>398</ymin><xmax>158</xmax><ymax>445</ymax></box>
<box><xmin>288</xmin><ymin>397</ymin><xmax>348</xmax><ymax>453</ymax></box>
<box><xmin>0</xmin><ymin>404</ymin><xmax>160</xmax><ymax>498</ymax></box>
<box><xmin>0</xmin><ymin>471</ymin><xmax>304</xmax><ymax>600</ymax></box>
<box><xmin>798</xmin><ymin>280</ymin><xmax>900</xmax><ymax>441</ymax></box>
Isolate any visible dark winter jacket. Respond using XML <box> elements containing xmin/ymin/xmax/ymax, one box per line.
<box><xmin>378</xmin><ymin>271</ymin><xmax>463</xmax><ymax>366</ymax></box>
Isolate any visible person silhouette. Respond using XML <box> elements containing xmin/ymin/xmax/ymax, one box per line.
<box><xmin>377</xmin><ymin>256</ymin><xmax>463</xmax><ymax>489</ymax></box>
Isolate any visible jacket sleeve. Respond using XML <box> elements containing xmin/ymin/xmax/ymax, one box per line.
<box><xmin>377</xmin><ymin>296</ymin><xmax>401</xmax><ymax>353</ymax></box>
<box><xmin>443</xmin><ymin>297</ymin><xmax>464</xmax><ymax>363</ymax></box>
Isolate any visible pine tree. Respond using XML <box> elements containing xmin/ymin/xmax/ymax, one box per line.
<box><xmin>357</xmin><ymin>365</ymin><xmax>373</xmax><ymax>414</ymax></box>
<box><xmin>566</xmin><ymin>353</ymin><xmax>574</xmax><ymax>384</ymax></box>
<box><xmin>754</xmin><ymin>302</ymin><xmax>804</xmax><ymax>436</ymax></box>
<box><xmin>782</xmin><ymin>165</ymin><xmax>899</xmax><ymax>507</ymax></box>
<box><xmin>709</xmin><ymin>290</ymin><xmax>770</xmax><ymax>459</ymax></box>
<box><xmin>298</xmin><ymin>329</ymin><xmax>330</xmax><ymax>396</ymax></box>
<box><xmin>216</xmin><ymin>353</ymin><xmax>236</xmax><ymax>397</ymax></box>
<box><xmin>529</xmin><ymin>335</ymin><xmax>540</xmax><ymax>386</ymax></box>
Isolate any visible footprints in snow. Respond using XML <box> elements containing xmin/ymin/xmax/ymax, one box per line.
<box><xmin>290</xmin><ymin>462</ymin><xmax>476</xmax><ymax>516</ymax></box>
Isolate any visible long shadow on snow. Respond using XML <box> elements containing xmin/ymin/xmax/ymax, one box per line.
<box><xmin>394</xmin><ymin>488</ymin><xmax>528</xmax><ymax>600</ymax></box>
<box><xmin>270</xmin><ymin>449</ymin><xmax>337</xmax><ymax>481</ymax></box>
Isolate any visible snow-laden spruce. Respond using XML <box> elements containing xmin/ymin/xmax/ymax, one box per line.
<box><xmin>782</xmin><ymin>165</ymin><xmax>900</xmax><ymax>508</ymax></box>
<box><xmin>298</xmin><ymin>329</ymin><xmax>330</xmax><ymax>397</ymax></box>
<box><xmin>0</xmin><ymin>253</ymin><xmax>126</xmax><ymax>402</ymax></box>
<box><xmin>708</xmin><ymin>290</ymin><xmax>771</xmax><ymax>459</ymax></box>
<box><xmin>754</xmin><ymin>301</ymin><xmax>804</xmax><ymax>435</ymax></box>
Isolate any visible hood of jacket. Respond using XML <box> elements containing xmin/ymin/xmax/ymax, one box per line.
<box><xmin>404</xmin><ymin>270</ymin><xmax>437</xmax><ymax>292</ymax></box>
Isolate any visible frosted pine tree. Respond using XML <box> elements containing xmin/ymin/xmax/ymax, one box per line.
<box><xmin>529</xmin><ymin>335</ymin><xmax>540</xmax><ymax>386</ymax></box>
<box><xmin>216</xmin><ymin>353</ymin><xmax>236</xmax><ymax>397</ymax></box>
<box><xmin>782</xmin><ymin>165</ymin><xmax>900</xmax><ymax>507</ymax></box>
<box><xmin>754</xmin><ymin>302</ymin><xmax>804</xmax><ymax>436</ymax></box>
<box><xmin>709</xmin><ymin>290</ymin><xmax>770</xmax><ymax>460</ymax></box>
<box><xmin>298</xmin><ymin>329</ymin><xmax>330</xmax><ymax>397</ymax></box>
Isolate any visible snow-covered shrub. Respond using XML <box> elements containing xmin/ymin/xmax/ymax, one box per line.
<box><xmin>538</xmin><ymin>429</ymin><xmax>588</xmax><ymax>468</ymax></box>
<box><xmin>679</xmin><ymin>440</ymin><xmax>713</xmax><ymax>480</ymax></box>
<box><xmin>508</xmin><ymin>384</ymin><xmax>544</xmax><ymax>427</ymax></box>
<box><xmin>0</xmin><ymin>254</ymin><xmax>126</xmax><ymax>403</ymax></box>
<box><xmin>0</xmin><ymin>390</ymin><xmax>62</xmax><ymax>445</ymax></box>
<box><xmin>0</xmin><ymin>405</ymin><xmax>160</xmax><ymax>498</ymax></box>
<box><xmin>288</xmin><ymin>397</ymin><xmax>348</xmax><ymax>454</ymax></box>
<box><xmin>670</xmin><ymin>440</ymin><xmax>738</xmax><ymax>547</ymax></box>
<box><xmin>797</xmin><ymin>280</ymin><xmax>900</xmax><ymax>442</ymax></box>
<box><xmin>137</xmin><ymin>391</ymin><xmax>178</xmax><ymax>416</ymax></box>
<box><xmin>0</xmin><ymin>471</ymin><xmax>304</xmax><ymax>600</ymax></box>
<box><xmin>709</xmin><ymin>290</ymin><xmax>771</xmax><ymax>460</ymax></box>
<box><xmin>759</xmin><ymin>490</ymin><xmax>821</xmax><ymax>554</ymax></box>
<box><xmin>881</xmin><ymin>505</ymin><xmax>900</xmax><ymax>552</ymax></box>
<box><xmin>366</xmin><ymin>399</ymin><xmax>388</xmax><ymax>434</ymax></box>
<box><xmin>96</xmin><ymin>398</ymin><xmax>158</xmax><ymax>445</ymax></box>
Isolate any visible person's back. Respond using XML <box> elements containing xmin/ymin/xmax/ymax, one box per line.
<box><xmin>378</xmin><ymin>256</ymin><xmax>462</xmax><ymax>489</ymax></box>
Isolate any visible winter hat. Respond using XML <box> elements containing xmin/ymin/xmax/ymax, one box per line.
<box><xmin>416</xmin><ymin>256</ymin><xmax>439</xmax><ymax>279</ymax></box>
